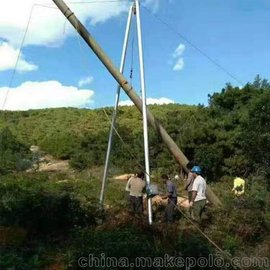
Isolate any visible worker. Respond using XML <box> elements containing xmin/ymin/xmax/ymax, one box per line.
<box><xmin>125</xmin><ymin>171</ymin><xmax>146</xmax><ymax>214</ymax></box>
<box><xmin>161</xmin><ymin>174</ymin><xmax>177</xmax><ymax>223</ymax></box>
<box><xmin>189</xmin><ymin>166</ymin><xmax>206</xmax><ymax>222</ymax></box>
<box><xmin>232</xmin><ymin>177</ymin><xmax>245</xmax><ymax>196</ymax></box>
<box><xmin>185</xmin><ymin>162</ymin><xmax>195</xmax><ymax>203</ymax></box>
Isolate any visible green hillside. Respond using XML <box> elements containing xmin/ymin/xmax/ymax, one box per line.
<box><xmin>1</xmin><ymin>76</ymin><xmax>270</xmax><ymax>180</ymax></box>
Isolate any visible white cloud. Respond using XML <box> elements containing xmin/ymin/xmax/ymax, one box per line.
<box><xmin>0</xmin><ymin>81</ymin><xmax>94</xmax><ymax>111</ymax></box>
<box><xmin>119</xmin><ymin>97</ymin><xmax>175</xmax><ymax>106</ymax></box>
<box><xmin>78</xmin><ymin>76</ymin><xmax>94</xmax><ymax>87</ymax></box>
<box><xmin>0</xmin><ymin>0</ymin><xmax>130</xmax><ymax>47</ymax></box>
<box><xmin>173</xmin><ymin>44</ymin><xmax>185</xmax><ymax>58</ymax></box>
<box><xmin>173</xmin><ymin>58</ymin><xmax>184</xmax><ymax>71</ymax></box>
<box><xmin>0</xmin><ymin>42</ymin><xmax>37</xmax><ymax>72</ymax></box>
<box><xmin>172</xmin><ymin>43</ymin><xmax>185</xmax><ymax>71</ymax></box>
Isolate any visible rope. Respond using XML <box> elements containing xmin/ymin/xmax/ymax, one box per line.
<box><xmin>169</xmin><ymin>198</ymin><xmax>245</xmax><ymax>270</ymax></box>
<box><xmin>102</xmin><ymin>107</ymin><xmax>147</xmax><ymax>174</ymax></box>
<box><xmin>141</xmin><ymin>4</ymin><xmax>244</xmax><ymax>87</ymax></box>
<box><xmin>1</xmin><ymin>5</ymin><xmax>36</xmax><ymax>110</ymax></box>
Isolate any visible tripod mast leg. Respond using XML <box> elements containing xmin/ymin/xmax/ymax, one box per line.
<box><xmin>99</xmin><ymin>4</ymin><xmax>134</xmax><ymax>205</ymax></box>
<box><xmin>135</xmin><ymin>0</ymin><xmax>153</xmax><ymax>225</ymax></box>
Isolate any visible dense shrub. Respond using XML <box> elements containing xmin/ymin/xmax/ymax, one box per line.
<box><xmin>0</xmin><ymin>127</ymin><xmax>31</xmax><ymax>175</ymax></box>
<box><xmin>0</xmin><ymin>174</ymin><xmax>103</xmax><ymax>236</ymax></box>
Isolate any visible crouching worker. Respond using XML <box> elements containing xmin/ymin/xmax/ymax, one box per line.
<box><xmin>232</xmin><ymin>177</ymin><xmax>245</xmax><ymax>196</ymax></box>
<box><xmin>161</xmin><ymin>174</ymin><xmax>177</xmax><ymax>223</ymax></box>
<box><xmin>189</xmin><ymin>166</ymin><xmax>207</xmax><ymax>222</ymax></box>
<box><xmin>126</xmin><ymin>172</ymin><xmax>146</xmax><ymax>215</ymax></box>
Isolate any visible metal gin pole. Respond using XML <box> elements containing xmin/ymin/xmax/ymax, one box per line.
<box><xmin>135</xmin><ymin>0</ymin><xmax>152</xmax><ymax>224</ymax></box>
<box><xmin>100</xmin><ymin>4</ymin><xmax>134</xmax><ymax>205</ymax></box>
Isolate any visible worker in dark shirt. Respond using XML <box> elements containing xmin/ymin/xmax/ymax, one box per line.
<box><xmin>161</xmin><ymin>174</ymin><xmax>177</xmax><ymax>223</ymax></box>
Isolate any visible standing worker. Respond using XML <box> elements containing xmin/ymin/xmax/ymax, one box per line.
<box><xmin>189</xmin><ymin>166</ymin><xmax>207</xmax><ymax>222</ymax></box>
<box><xmin>161</xmin><ymin>174</ymin><xmax>177</xmax><ymax>223</ymax></box>
<box><xmin>126</xmin><ymin>172</ymin><xmax>146</xmax><ymax>214</ymax></box>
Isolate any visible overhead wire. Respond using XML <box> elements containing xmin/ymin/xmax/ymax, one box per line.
<box><xmin>1</xmin><ymin>5</ymin><xmax>36</xmax><ymax>110</ymax></box>
<box><xmin>141</xmin><ymin>4</ymin><xmax>244</xmax><ymax>86</ymax></box>
<box><xmin>1</xmin><ymin>0</ymin><xmax>131</xmax><ymax>110</ymax></box>
<box><xmin>1</xmin><ymin>3</ymin><xmax>62</xmax><ymax>111</ymax></box>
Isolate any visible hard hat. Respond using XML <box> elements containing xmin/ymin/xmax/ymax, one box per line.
<box><xmin>191</xmin><ymin>166</ymin><xmax>202</xmax><ymax>174</ymax></box>
<box><xmin>174</xmin><ymin>175</ymin><xmax>180</xmax><ymax>180</ymax></box>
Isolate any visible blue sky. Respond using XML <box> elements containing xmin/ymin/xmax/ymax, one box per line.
<box><xmin>0</xmin><ymin>0</ymin><xmax>270</xmax><ymax>110</ymax></box>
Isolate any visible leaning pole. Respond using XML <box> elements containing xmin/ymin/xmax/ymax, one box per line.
<box><xmin>52</xmin><ymin>0</ymin><xmax>222</xmax><ymax>207</ymax></box>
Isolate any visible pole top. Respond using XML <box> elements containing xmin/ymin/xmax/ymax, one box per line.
<box><xmin>132</xmin><ymin>3</ymin><xmax>136</xmax><ymax>15</ymax></box>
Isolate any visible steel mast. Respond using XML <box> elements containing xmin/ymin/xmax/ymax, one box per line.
<box><xmin>135</xmin><ymin>0</ymin><xmax>152</xmax><ymax>224</ymax></box>
<box><xmin>99</xmin><ymin>4</ymin><xmax>133</xmax><ymax>206</ymax></box>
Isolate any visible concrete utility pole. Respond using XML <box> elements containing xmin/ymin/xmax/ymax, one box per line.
<box><xmin>53</xmin><ymin>0</ymin><xmax>222</xmax><ymax>207</ymax></box>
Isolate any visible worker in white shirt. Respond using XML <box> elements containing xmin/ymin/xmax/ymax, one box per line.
<box><xmin>189</xmin><ymin>166</ymin><xmax>207</xmax><ymax>221</ymax></box>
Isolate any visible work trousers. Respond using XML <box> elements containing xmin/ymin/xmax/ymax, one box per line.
<box><xmin>129</xmin><ymin>195</ymin><xmax>143</xmax><ymax>214</ymax></box>
<box><xmin>165</xmin><ymin>197</ymin><xmax>177</xmax><ymax>223</ymax></box>
<box><xmin>192</xmin><ymin>199</ymin><xmax>206</xmax><ymax>221</ymax></box>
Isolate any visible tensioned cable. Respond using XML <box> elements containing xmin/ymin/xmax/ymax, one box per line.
<box><xmin>102</xmin><ymin>108</ymin><xmax>146</xmax><ymax>172</ymax></box>
<box><xmin>170</xmin><ymin>198</ymin><xmax>245</xmax><ymax>270</ymax></box>
<box><xmin>129</xmin><ymin>20</ymin><xmax>135</xmax><ymax>87</ymax></box>
<box><xmin>49</xmin><ymin>1</ymin><xmax>244</xmax><ymax>86</ymax></box>
<box><xmin>141</xmin><ymin>5</ymin><xmax>244</xmax><ymax>86</ymax></box>
<box><xmin>1</xmin><ymin>5</ymin><xmax>36</xmax><ymax>110</ymax></box>
<box><xmin>1</xmin><ymin>4</ymin><xmax>59</xmax><ymax>111</ymax></box>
